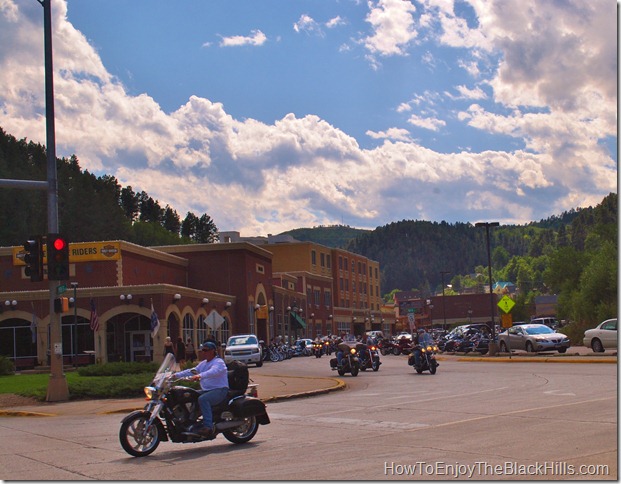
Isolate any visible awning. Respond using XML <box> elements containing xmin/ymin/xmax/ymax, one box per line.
<box><xmin>290</xmin><ymin>311</ymin><xmax>306</xmax><ymax>329</ymax></box>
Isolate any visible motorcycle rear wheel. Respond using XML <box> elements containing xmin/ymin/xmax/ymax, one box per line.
<box><xmin>223</xmin><ymin>416</ymin><xmax>258</xmax><ymax>444</ymax></box>
<box><xmin>119</xmin><ymin>413</ymin><xmax>161</xmax><ymax>457</ymax></box>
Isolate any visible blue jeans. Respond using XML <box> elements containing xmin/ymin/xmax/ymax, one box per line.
<box><xmin>198</xmin><ymin>387</ymin><xmax>229</xmax><ymax>429</ymax></box>
<box><xmin>413</xmin><ymin>349</ymin><xmax>422</xmax><ymax>367</ymax></box>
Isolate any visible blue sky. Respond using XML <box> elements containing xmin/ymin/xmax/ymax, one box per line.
<box><xmin>0</xmin><ymin>0</ymin><xmax>616</xmax><ymax>235</ymax></box>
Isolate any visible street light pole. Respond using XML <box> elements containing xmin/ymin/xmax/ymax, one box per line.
<box><xmin>440</xmin><ymin>271</ymin><xmax>450</xmax><ymax>330</ymax></box>
<box><xmin>71</xmin><ymin>282</ymin><xmax>78</xmax><ymax>367</ymax></box>
<box><xmin>475</xmin><ymin>222</ymin><xmax>500</xmax><ymax>356</ymax></box>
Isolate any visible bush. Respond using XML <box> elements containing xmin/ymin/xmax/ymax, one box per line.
<box><xmin>559</xmin><ymin>320</ymin><xmax>592</xmax><ymax>345</ymax></box>
<box><xmin>77</xmin><ymin>361</ymin><xmax>159</xmax><ymax>377</ymax></box>
<box><xmin>0</xmin><ymin>356</ymin><xmax>15</xmax><ymax>375</ymax></box>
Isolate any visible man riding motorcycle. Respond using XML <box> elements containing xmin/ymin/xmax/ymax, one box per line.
<box><xmin>413</xmin><ymin>329</ymin><xmax>433</xmax><ymax>368</ymax></box>
<box><xmin>172</xmin><ymin>341</ymin><xmax>228</xmax><ymax>438</ymax></box>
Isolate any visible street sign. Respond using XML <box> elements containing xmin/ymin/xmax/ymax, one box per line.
<box><xmin>498</xmin><ymin>295</ymin><xmax>515</xmax><ymax>313</ymax></box>
<box><xmin>501</xmin><ymin>313</ymin><xmax>513</xmax><ymax>328</ymax></box>
<box><xmin>57</xmin><ymin>284</ymin><xmax>67</xmax><ymax>295</ymax></box>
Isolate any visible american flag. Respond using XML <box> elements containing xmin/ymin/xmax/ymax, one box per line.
<box><xmin>90</xmin><ymin>299</ymin><xmax>99</xmax><ymax>332</ymax></box>
<box><xmin>150</xmin><ymin>302</ymin><xmax>160</xmax><ymax>338</ymax></box>
<box><xmin>30</xmin><ymin>313</ymin><xmax>37</xmax><ymax>344</ymax></box>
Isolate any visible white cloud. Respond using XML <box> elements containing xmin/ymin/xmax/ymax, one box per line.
<box><xmin>0</xmin><ymin>0</ymin><xmax>615</xmax><ymax>235</ymax></box>
<box><xmin>294</xmin><ymin>14</ymin><xmax>321</xmax><ymax>34</ymax></box>
<box><xmin>219</xmin><ymin>29</ymin><xmax>267</xmax><ymax>47</ymax></box>
<box><xmin>366</xmin><ymin>127</ymin><xmax>412</xmax><ymax>142</ymax></box>
<box><xmin>363</xmin><ymin>0</ymin><xmax>418</xmax><ymax>56</ymax></box>
<box><xmin>407</xmin><ymin>114</ymin><xmax>446</xmax><ymax>131</ymax></box>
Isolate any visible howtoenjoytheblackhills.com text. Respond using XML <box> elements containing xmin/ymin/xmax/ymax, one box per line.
<box><xmin>384</xmin><ymin>461</ymin><xmax>610</xmax><ymax>479</ymax></box>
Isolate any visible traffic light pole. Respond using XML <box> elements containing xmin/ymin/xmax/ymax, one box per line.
<box><xmin>41</xmin><ymin>0</ymin><xmax>68</xmax><ymax>402</ymax></box>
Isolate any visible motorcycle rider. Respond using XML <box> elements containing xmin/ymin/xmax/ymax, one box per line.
<box><xmin>413</xmin><ymin>328</ymin><xmax>432</xmax><ymax>368</ymax></box>
<box><xmin>173</xmin><ymin>341</ymin><xmax>229</xmax><ymax>438</ymax></box>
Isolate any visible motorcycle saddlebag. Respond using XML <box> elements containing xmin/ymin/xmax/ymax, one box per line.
<box><xmin>229</xmin><ymin>396</ymin><xmax>269</xmax><ymax>423</ymax></box>
<box><xmin>407</xmin><ymin>355</ymin><xmax>415</xmax><ymax>366</ymax></box>
<box><xmin>329</xmin><ymin>357</ymin><xmax>338</xmax><ymax>368</ymax></box>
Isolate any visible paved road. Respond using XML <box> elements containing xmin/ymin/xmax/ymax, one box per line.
<box><xmin>0</xmin><ymin>354</ymin><xmax>616</xmax><ymax>480</ymax></box>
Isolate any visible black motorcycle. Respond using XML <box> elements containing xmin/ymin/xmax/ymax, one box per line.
<box><xmin>312</xmin><ymin>341</ymin><xmax>324</xmax><ymax>358</ymax></box>
<box><xmin>119</xmin><ymin>354</ymin><xmax>270</xmax><ymax>457</ymax></box>
<box><xmin>407</xmin><ymin>341</ymin><xmax>439</xmax><ymax>374</ymax></box>
<box><xmin>329</xmin><ymin>342</ymin><xmax>360</xmax><ymax>376</ymax></box>
<box><xmin>358</xmin><ymin>343</ymin><xmax>381</xmax><ymax>371</ymax></box>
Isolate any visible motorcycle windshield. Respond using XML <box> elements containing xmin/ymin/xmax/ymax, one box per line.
<box><xmin>420</xmin><ymin>334</ymin><xmax>433</xmax><ymax>345</ymax></box>
<box><xmin>152</xmin><ymin>353</ymin><xmax>177</xmax><ymax>387</ymax></box>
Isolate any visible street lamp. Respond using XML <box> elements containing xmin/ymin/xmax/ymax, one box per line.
<box><xmin>475</xmin><ymin>221</ymin><xmax>500</xmax><ymax>355</ymax></box>
<box><xmin>440</xmin><ymin>271</ymin><xmax>450</xmax><ymax>330</ymax></box>
<box><xmin>70</xmin><ymin>282</ymin><xmax>78</xmax><ymax>366</ymax></box>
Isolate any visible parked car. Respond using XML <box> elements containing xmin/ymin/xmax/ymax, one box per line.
<box><xmin>223</xmin><ymin>334</ymin><xmax>263</xmax><ymax>367</ymax></box>
<box><xmin>497</xmin><ymin>324</ymin><xmax>570</xmax><ymax>353</ymax></box>
<box><xmin>583</xmin><ymin>318</ymin><xmax>617</xmax><ymax>352</ymax></box>
<box><xmin>530</xmin><ymin>317</ymin><xmax>559</xmax><ymax>330</ymax></box>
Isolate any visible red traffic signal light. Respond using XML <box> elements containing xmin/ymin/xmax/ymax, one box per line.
<box><xmin>47</xmin><ymin>234</ymin><xmax>70</xmax><ymax>280</ymax></box>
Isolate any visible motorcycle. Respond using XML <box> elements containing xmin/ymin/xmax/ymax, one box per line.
<box><xmin>329</xmin><ymin>342</ymin><xmax>360</xmax><ymax>376</ymax></box>
<box><xmin>119</xmin><ymin>354</ymin><xmax>270</xmax><ymax>457</ymax></box>
<box><xmin>407</xmin><ymin>341</ymin><xmax>439</xmax><ymax>374</ymax></box>
<box><xmin>312</xmin><ymin>341</ymin><xmax>324</xmax><ymax>358</ymax></box>
<box><xmin>358</xmin><ymin>343</ymin><xmax>381</xmax><ymax>371</ymax></box>
<box><xmin>377</xmin><ymin>338</ymin><xmax>396</xmax><ymax>356</ymax></box>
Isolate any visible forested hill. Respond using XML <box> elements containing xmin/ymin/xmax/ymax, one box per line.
<box><xmin>281</xmin><ymin>225</ymin><xmax>369</xmax><ymax>248</ymax></box>
<box><xmin>281</xmin><ymin>193</ymin><xmax>617</xmax><ymax>296</ymax></box>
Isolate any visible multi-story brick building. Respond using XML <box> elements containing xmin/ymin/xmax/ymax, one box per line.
<box><xmin>0</xmin><ymin>233</ymin><xmax>384</xmax><ymax>368</ymax></box>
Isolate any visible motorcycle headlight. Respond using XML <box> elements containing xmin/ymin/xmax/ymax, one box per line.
<box><xmin>144</xmin><ymin>386</ymin><xmax>157</xmax><ymax>400</ymax></box>
<box><xmin>421</xmin><ymin>348</ymin><xmax>426</xmax><ymax>353</ymax></box>
<box><xmin>371</xmin><ymin>346</ymin><xmax>377</xmax><ymax>351</ymax></box>
<box><xmin>426</xmin><ymin>345</ymin><xmax>433</xmax><ymax>352</ymax></box>
<box><xmin>433</xmin><ymin>345</ymin><xmax>439</xmax><ymax>351</ymax></box>
<box><xmin>350</xmin><ymin>348</ymin><xmax>356</xmax><ymax>354</ymax></box>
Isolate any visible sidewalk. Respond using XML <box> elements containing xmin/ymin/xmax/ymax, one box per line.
<box><xmin>0</xmin><ymin>373</ymin><xmax>345</xmax><ymax>417</ymax></box>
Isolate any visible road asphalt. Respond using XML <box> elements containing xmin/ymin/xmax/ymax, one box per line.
<box><xmin>0</xmin><ymin>348</ymin><xmax>615</xmax><ymax>418</ymax></box>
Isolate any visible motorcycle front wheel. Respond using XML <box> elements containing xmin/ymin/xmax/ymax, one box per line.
<box><xmin>223</xmin><ymin>416</ymin><xmax>258</xmax><ymax>444</ymax></box>
<box><xmin>351</xmin><ymin>365</ymin><xmax>359</xmax><ymax>377</ymax></box>
<box><xmin>429</xmin><ymin>360</ymin><xmax>437</xmax><ymax>374</ymax></box>
<box><xmin>119</xmin><ymin>413</ymin><xmax>161</xmax><ymax>457</ymax></box>
<box><xmin>372</xmin><ymin>360</ymin><xmax>380</xmax><ymax>371</ymax></box>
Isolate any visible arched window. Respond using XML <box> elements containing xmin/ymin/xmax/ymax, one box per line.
<box><xmin>182</xmin><ymin>313</ymin><xmax>194</xmax><ymax>345</ymax></box>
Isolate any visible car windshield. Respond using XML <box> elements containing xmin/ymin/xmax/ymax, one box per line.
<box><xmin>228</xmin><ymin>336</ymin><xmax>258</xmax><ymax>346</ymax></box>
<box><xmin>524</xmin><ymin>325</ymin><xmax>553</xmax><ymax>335</ymax></box>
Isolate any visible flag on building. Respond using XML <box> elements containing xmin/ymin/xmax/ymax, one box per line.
<box><xmin>30</xmin><ymin>313</ymin><xmax>37</xmax><ymax>344</ymax></box>
<box><xmin>90</xmin><ymin>299</ymin><xmax>99</xmax><ymax>332</ymax></box>
<box><xmin>150</xmin><ymin>302</ymin><xmax>160</xmax><ymax>338</ymax></box>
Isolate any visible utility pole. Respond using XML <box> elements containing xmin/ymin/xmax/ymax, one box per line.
<box><xmin>475</xmin><ymin>222</ymin><xmax>500</xmax><ymax>356</ymax></box>
<box><xmin>440</xmin><ymin>271</ymin><xmax>450</xmax><ymax>330</ymax></box>
<box><xmin>40</xmin><ymin>0</ymin><xmax>68</xmax><ymax>401</ymax></box>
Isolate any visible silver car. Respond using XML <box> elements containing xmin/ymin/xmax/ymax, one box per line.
<box><xmin>583</xmin><ymin>318</ymin><xmax>617</xmax><ymax>352</ymax></box>
<box><xmin>498</xmin><ymin>323</ymin><xmax>570</xmax><ymax>353</ymax></box>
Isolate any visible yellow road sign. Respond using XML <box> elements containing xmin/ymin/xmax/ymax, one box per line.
<box><xmin>498</xmin><ymin>295</ymin><xmax>515</xmax><ymax>313</ymax></box>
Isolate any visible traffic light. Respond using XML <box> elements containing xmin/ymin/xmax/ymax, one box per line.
<box><xmin>47</xmin><ymin>233</ymin><xmax>70</xmax><ymax>280</ymax></box>
<box><xmin>54</xmin><ymin>297</ymin><xmax>69</xmax><ymax>313</ymax></box>
<box><xmin>23</xmin><ymin>236</ymin><xmax>44</xmax><ymax>282</ymax></box>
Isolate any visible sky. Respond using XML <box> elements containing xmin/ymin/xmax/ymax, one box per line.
<box><xmin>0</xmin><ymin>0</ymin><xmax>617</xmax><ymax>236</ymax></box>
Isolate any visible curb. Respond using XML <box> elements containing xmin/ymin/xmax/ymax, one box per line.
<box><xmin>455</xmin><ymin>356</ymin><xmax>617</xmax><ymax>363</ymax></box>
<box><xmin>260</xmin><ymin>376</ymin><xmax>346</xmax><ymax>403</ymax></box>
